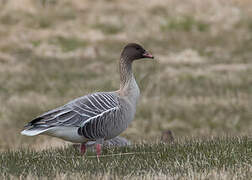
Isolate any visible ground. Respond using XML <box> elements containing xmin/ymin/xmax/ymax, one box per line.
<box><xmin>0</xmin><ymin>0</ymin><xmax>251</xmax><ymax>179</ymax></box>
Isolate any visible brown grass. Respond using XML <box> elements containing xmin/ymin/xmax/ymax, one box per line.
<box><xmin>8</xmin><ymin>167</ymin><xmax>251</xmax><ymax>180</ymax></box>
<box><xmin>0</xmin><ymin>0</ymin><xmax>251</xmax><ymax>154</ymax></box>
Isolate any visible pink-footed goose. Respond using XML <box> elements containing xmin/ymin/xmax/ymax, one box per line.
<box><xmin>21</xmin><ymin>43</ymin><xmax>154</xmax><ymax>155</ymax></box>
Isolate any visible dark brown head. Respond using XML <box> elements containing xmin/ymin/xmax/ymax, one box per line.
<box><xmin>121</xmin><ymin>43</ymin><xmax>154</xmax><ymax>61</ymax></box>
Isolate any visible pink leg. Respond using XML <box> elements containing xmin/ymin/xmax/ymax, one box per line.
<box><xmin>96</xmin><ymin>144</ymin><xmax>102</xmax><ymax>156</ymax></box>
<box><xmin>80</xmin><ymin>143</ymin><xmax>86</xmax><ymax>155</ymax></box>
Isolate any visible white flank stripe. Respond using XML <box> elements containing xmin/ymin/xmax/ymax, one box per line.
<box><xmin>80</xmin><ymin>106</ymin><xmax>119</xmax><ymax>126</ymax></box>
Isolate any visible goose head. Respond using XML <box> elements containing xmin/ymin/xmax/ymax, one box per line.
<box><xmin>121</xmin><ymin>43</ymin><xmax>154</xmax><ymax>62</ymax></box>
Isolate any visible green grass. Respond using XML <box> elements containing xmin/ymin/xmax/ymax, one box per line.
<box><xmin>50</xmin><ymin>36</ymin><xmax>87</xmax><ymax>52</ymax></box>
<box><xmin>93</xmin><ymin>23</ymin><xmax>123</xmax><ymax>35</ymax></box>
<box><xmin>1</xmin><ymin>136</ymin><xmax>251</xmax><ymax>179</ymax></box>
<box><xmin>161</xmin><ymin>16</ymin><xmax>209</xmax><ymax>32</ymax></box>
<box><xmin>0</xmin><ymin>0</ymin><xmax>252</xmax><ymax>178</ymax></box>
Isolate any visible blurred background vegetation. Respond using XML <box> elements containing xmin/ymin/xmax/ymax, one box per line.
<box><xmin>0</xmin><ymin>0</ymin><xmax>251</xmax><ymax>150</ymax></box>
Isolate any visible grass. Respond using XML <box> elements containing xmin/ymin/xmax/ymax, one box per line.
<box><xmin>50</xmin><ymin>36</ymin><xmax>87</xmax><ymax>52</ymax></box>
<box><xmin>1</xmin><ymin>136</ymin><xmax>251</xmax><ymax>179</ymax></box>
<box><xmin>161</xmin><ymin>16</ymin><xmax>209</xmax><ymax>32</ymax></box>
<box><xmin>0</xmin><ymin>0</ymin><xmax>250</xmax><ymax>142</ymax></box>
<box><xmin>0</xmin><ymin>0</ymin><xmax>252</xmax><ymax>178</ymax></box>
<box><xmin>93</xmin><ymin>23</ymin><xmax>123</xmax><ymax>35</ymax></box>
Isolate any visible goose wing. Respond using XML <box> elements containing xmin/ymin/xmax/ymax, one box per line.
<box><xmin>24</xmin><ymin>92</ymin><xmax>120</xmax><ymax>130</ymax></box>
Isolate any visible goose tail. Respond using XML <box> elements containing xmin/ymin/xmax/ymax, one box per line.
<box><xmin>21</xmin><ymin>127</ymin><xmax>50</xmax><ymax>136</ymax></box>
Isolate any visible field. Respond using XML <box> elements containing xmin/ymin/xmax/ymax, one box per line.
<box><xmin>0</xmin><ymin>0</ymin><xmax>251</xmax><ymax>179</ymax></box>
<box><xmin>1</xmin><ymin>137</ymin><xmax>251</xmax><ymax>179</ymax></box>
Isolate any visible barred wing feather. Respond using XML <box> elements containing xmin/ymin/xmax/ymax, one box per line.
<box><xmin>24</xmin><ymin>92</ymin><xmax>119</xmax><ymax>132</ymax></box>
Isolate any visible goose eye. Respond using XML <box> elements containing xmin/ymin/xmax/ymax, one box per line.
<box><xmin>136</xmin><ymin>47</ymin><xmax>140</xmax><ymax>50</ymax></box>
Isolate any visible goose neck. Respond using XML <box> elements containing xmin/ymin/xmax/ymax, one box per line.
<box><xmin>119</xmin><ymin>57</ymin><xmax>133</xmax><ymax>90</ymax></box>
<box><xmin>119</xmin><ymin>57</ymin><xmax>140</xmax><ymax>106</ymax></box>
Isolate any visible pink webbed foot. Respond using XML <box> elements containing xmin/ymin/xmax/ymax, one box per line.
<box><xmin>96</xmin><ymin>144</ymin><xmax>102</xmax><ymax>156</ymax></box>
<box><xmin>80</xmin><ymin>143</ymin><xmax>86</xmax><ymax>155</ymax></box>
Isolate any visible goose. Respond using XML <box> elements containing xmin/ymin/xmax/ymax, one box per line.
<box><xmin>21</xmin><ymin>43</ymin><xmax>154</xmax><ymax>155</ymax></box>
